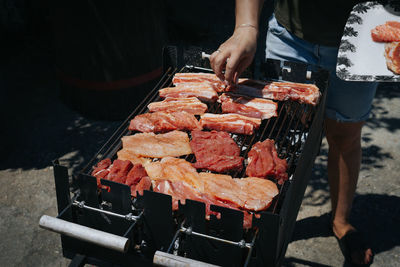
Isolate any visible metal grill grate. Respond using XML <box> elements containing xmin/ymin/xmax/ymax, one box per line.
<box><xmin>80</xmin><ymin>64</ymin><xmax>320</xmax><ymax>218</ymax></box>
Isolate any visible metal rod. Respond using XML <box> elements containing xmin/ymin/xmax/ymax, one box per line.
<box><xmin>39</xmin><ymin>215</ymin><xmax>130</xmax><ymax>253</ymax></box>
<box><xmin>180</xmin><ymin>226</ymin><xmax>252</xmax><ymax>249</ymax></box>
<box><xmin>243</xmin><ymin>228</ymin><xmax>259</xmax><ymax>267</ymax></box>
<box><xmin>72</xmin><ymin>200</ymin><xmax>141</xmax><ymax>222</ymax></box>
<box><xmin>153</xmin><ymin>251</ymin><xmax>220</xmax><ymax>267</ymax></box>
<box><xmin>167</xmin><ymin>221</ymin><xmax>185</xmax><ymax>253</ymax></box>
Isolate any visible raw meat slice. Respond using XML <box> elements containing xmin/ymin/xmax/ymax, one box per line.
<box><xmin>371</xmin><ymin>21</ymin><xmax>400</xmax><ymax>42</ymax></box>
<box><xmin>200</xmin><ymin>113</ymin><xmax>261</xmax><ymax>135</ymax></box>
<box><xmin>218</xmin><ymin>93</ymin><xmax>278</xmax><ymax>119</ymax></box>
<box><xmin>199</xmin><ymin>173</ymin><xmax>278</xmax><ymax>212</ymax></box>
<box><xmin>121</xmin><ymin>131</ymin><xmax>192</xmax><ymax>158</ymax></box>
<box><xmin>245</xmin><ymin>139</ymin><xmax>288</xmax><ymax>184</ymax></box>
<box><xmin>172</xmin><ymin>72</ymin><xmax>227</xmax><ymax>92</ymax></box>
<box><xmin>199</xmin><ymin>172</ymin><xmax>243</xmax><ymax>208</ymax></box>
<box><xmin>147</xmin><ymin>97</ymin><xmax>208</xmax><ymax>115</ymax></box>
<box><xmin>126</xmin><ymin>164</ymin><xmax>151</xmax><ymax>197</ymax></box>
<box><xmin>227</xmin><ymin>79</ymin><xmax>320</xmax><ymax>106</ymax></box>
<box><xmin>117</xmin><ymin>149</ymin><xmax>151</xmax><ymax>165</ymax></box>
<box><xmin>190</xmin><ymin>130</ymin><xmax>243</xmax><ymax>173</ymax></box>
<box><xmin>384</xmin><ymin>42</ymin><xmax>400</xmax><ymax>74</ymax></box>
<box><xmin>153</xmin><ymin>179</ymin><xmax>253</xmax><ymax>228</ymax></box>
<box><xmin>159</xmin><ymin>83</ymin><xmax>218</xmax><ymax>102</ymax></box>
<box><xmin>92</xmin><ymin>159</ymin><xmax>151</xmax><ymax>197</ymax></box>
<box><xmin>144</xmin><ymin>157</ymin><xmax>204</xmax><ymax>190</ymax></box>
<box><xmin>91</xmin><ymin>158</ymin><xmax>112</xmax><ymax>185</ymax></box>
<box><xmin>126</xmin><ymin>164</ymin><xmax>147</xmax><ymax>187</ymax></box>
<box><xmin>235</xmin><ymin>177</ymin><xmax>279</xmax><ymax>211</ymax></box>
<box><xmin>153</xmin><ymin>179</ymin><xmax>204</xmax><ymax>210</ymax></box>
<box><xmin>193</xmin><ymin>156</ymin><xmax>244</xmax><ymax>173</ymax></box>
<box><xmin>107</xmin><ymin>159</ymin><xmax>133</xmax><ymax>184</ymax></box>
<box><xmin>128</xmin><ymin>111</ymin><xmax>202</xmax><ymax>133</ymax></box>
<box><xmin>133</xmin><ymin>176</ymin><xmax>152</xmax><ymax>197</ymax></box>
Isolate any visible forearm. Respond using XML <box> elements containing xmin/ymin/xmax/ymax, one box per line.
<box><xmin>234</xmin><ymin>0</ymin><xmax>264</xmax><ymax>32</ymax></box>
<box><xmin>210</xmin><ymin>0</ymin><xmax>265</xmax><ymax>83</ymax></box>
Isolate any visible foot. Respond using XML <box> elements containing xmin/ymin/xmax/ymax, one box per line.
<box><xmin>332</xmin><ymin>220</ymin><xmax>374</xmax><ymax>266</ymax></box>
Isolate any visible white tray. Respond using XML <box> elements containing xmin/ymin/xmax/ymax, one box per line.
<box><xmin>336</xmin><ymin>1</ymin><xmax>400</xmax><ymax>82</ymax></box>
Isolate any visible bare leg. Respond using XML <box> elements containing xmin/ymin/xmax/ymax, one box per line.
<box><xmin>325</xmin><ymin>118</ymin><xmax>373</xmax><ymax>265</ymax></box>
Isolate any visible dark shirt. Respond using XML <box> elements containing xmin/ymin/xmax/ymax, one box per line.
<box><xmin>274</xmin><ymin>0</ymin><xmax>360</xmax><ymax>47</ymax></box>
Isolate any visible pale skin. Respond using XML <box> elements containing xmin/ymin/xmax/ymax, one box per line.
<box><xmin>210</xmin><ymin>0</ymin><xmax>373</xmax><ymax>265</ymax></box>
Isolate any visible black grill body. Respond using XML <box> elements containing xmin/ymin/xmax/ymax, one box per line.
<box><xmin>50</xmin><ymin>46</ymin><xmax>329</xmax><ymax>267</ymax></box>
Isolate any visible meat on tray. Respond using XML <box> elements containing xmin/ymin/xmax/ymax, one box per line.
<box><xmin>147</xmin><ymin>97</ymin><xmax>208</xmax><ymax>115</ymax></box>
<box><xmin>199</xmin><ymin>173</ymin><xmax>278</xmax><ymax>212</ymax></box>
<box><xmin>226</xmin><ymin>79</ymin><xmax>320</xmax><ymax>106</ymax></box>
<box><xmin>371</xmin><ymin>21</ymin><xmax>400</xmax><ymax>42</ymax></box>
<box><xmin>246</xmin><ymin>139</ymin><xmax>288</xmax><ymax>184</ymax></box>
<box><xmin>385</xmin><ymin>42</ymin><xmax>400</xmax><ymax>74</ymax></box>
<box><xmin>153</xmin><ymin>179</ymin><xmax>253</xmax><ymax>228</ymax></box>
<box><xmin>128</xmin><ymin>111</ymin><xmax>202</xmax><ymax>133</ymax></box>
<box><xmin>91</xmin><ymin>159</ymin><xmax>151</xmax><ymax>197</ymax></box>
<box><xmin>190</xmin><ymin>130</ymin><xmax>244</xmax><ymax>173</ymax></box>
<box><xmin>172</xmin><ymin>72</ymin><xmax>227</xmax><ymax>92</ymax></box>
<box><xmin>218</xmin><ymin>93</ymin><xmax>278</xmax><ymax>119</ymax></box>
<box><xmin>200</xmin><ymin>113</ymin><xmax>261</xmax><ymax>135</ymax></box>
<box><xmin>159</xmin><ymin>83</ymin><xmax>218</xmax><ymax>103</ymax></box>
<box><xmin>120</xmin><ymin>130</ymin><xmax>192</xmax><ymax>158</ymax></box>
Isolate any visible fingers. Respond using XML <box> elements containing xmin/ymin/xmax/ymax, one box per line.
<box><xmin>210</xmin><ymin>48</ymin><xmax>242</xmax><ymax>85</ymax></box>
<box><xmin>224</xmin><ymin>52</ymin><xmax>241</xmax><ymax>85</ymax></box>
<box><xmin>233</xmin><ymin>56</ymin><xmax>254</xmax><ymax>84</ymax></box>
<box><xmin>210</xmin><ymin>49</ymin><xmax>228</xmax><ymax>81</ymax></box>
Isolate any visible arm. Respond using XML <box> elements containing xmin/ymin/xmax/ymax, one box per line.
<box><xmin>210</xmin><ymin>0</ymin><xmax>264</xmax><ymax>85</ymax></box>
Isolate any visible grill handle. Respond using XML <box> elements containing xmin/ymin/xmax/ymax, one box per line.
<box><xmin>153</xmin><ymin>251</ymin><xmax>220</xmax><ymax>267</ymax></box>
<box><xmin>39</xmin><ymin>215</ymin><xmax>130</xmax><ymax>253</ymax></box>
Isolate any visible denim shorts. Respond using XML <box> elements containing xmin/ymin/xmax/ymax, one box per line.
<box><xmin>265</xmin><ymin>15</ymin><xmax>377</xmax><ymax>122</ymax></box>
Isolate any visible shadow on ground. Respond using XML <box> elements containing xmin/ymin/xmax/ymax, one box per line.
<box><xmin>285</xmin><ymin>194</ymin><xmax>400</xmax><ymax>266</ymax></box>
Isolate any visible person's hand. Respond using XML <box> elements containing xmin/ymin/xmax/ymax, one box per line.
<box><xmin>210</xmin><ymin>27</ymin><xmax>258</xmax><ymax>85</ymax></box>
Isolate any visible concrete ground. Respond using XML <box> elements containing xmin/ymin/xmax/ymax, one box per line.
<box><xmin>1</xmin><ymin>35</ymin><xmax>399</xmax><ymax>267</ymax></box>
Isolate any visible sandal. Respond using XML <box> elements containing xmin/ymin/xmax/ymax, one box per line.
<box><xmin>334</xmin><ymin>230</ymin><xmax>374</xmax><ymax>266</ymax></box>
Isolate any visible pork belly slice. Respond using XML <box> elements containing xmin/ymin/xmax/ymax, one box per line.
<box><xmin>128</xmin><ymin>111</ymin><xmax>202</xmax><ymax>133</ymax></box>
<box><xmin>172</xmin><ymin>72</ymin><xmax>227</xmax><ymax>92</ymax></box>
<box><xmin>144</xmin><ymin>157</ymin><xmax>203</xmax><ymax>190</ymax></box>
<box><xmin>190</xmin><ymin>130</ymin><xmax>243</xmax><ymax>173</ymax></box>
<box><xmin>384</xmin><ymin>42</ymin><xmax>400</xmax><ymax>74</ymax></box>
<box><xmin>147</xmin><ymin>97</ymin><xmax>208</xmax><ymax>115</ymax></box>
<box><xmin>218</xmin><ymin>93</ymin><xmax>278</xmax><ymax>119</ymax></box>
<box><xmin>200</xmin><ymin>113</ymin><xmax>261</xmax><ymax>135</ymax></box>
<box><xmin>153</xmin><ymin>179</ymin><xmax>253</xmax><ymax>228</ymax></box>
<box><xmin>371</xmin><ymin>21</ymin><xmax>400</xmax><ymax>42</ymax></box>
<box><xmin>245</xmin><ymin>139</ymin><xmax>288</xmax><ymax>184</ymax></box>
<box><xmin>121</xmin><ymin>131</ymin><xmax>192</xmax><ymax>158</ymax></box>
<box><xmin>159</xmin><ymin>83</ymin><xmax>218</xmax><ymax>102</ymax></box>
<box><xmin>199</xmin><ymin>173</ymin><xmax>278</xmax><ymax>212</ymax></box>
<box><xmin>227</xmin><ymin>79</ymin><xmax>320</xmax><ymax>106</ymax></box>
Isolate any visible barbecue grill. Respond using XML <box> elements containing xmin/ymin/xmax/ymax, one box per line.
<box><xmin>39</xmin><ymin>45</ymin><xmax>329</xmax><ymax>267</ymax></box>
